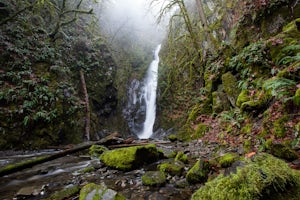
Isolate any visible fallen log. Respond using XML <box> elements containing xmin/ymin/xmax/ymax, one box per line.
<box><xmin>0</xmin><ymin>141</ymin><xmax>96</xmax><ymax>177</ymax></box>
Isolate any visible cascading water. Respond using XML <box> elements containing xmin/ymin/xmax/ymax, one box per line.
<box><xmin>138</xmin><ymin>44</ymin><xmax>161</xmax><ymax>139</ymax></box>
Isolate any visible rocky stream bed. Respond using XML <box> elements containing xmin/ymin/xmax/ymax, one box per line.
<box><xmin>0</xmin><ymin>135</ymin><xmax>300</xmax><ymax>200</ymax></box>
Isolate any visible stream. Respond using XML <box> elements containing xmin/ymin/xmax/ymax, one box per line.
<box><xmin>0</xmin><ymin>150</ymin><xmax>91</xmax><ymax>199</ymax></box>
<box><xmin>0</xmin><ymin>140</ymin><xmax>220</xmax><ymax>200</ymax></box>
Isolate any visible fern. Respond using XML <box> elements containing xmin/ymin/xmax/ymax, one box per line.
<box><xmin>263</xmin><ymin>77</ymin><xmax>296</xmax><ymax>98</ymax></box>
<box><xmin>277</xmin><ymin>52</ymin><xmax>300</xmax><ymax>65</ymax></box>
<box><xmin>282</xmin><ymin>44</ymin><xmax>300</xmax><ymax>53</ymax></box>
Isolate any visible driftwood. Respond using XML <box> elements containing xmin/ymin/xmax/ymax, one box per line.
<box><xmin>0</xmin><ymin>136</ymin><xmax>171</xmax><ymax>176</ymax></box>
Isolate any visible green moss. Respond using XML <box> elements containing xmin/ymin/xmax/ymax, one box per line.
<box><xmin>265</xmin><ymin>138</ymin><xmax>274</xmax><ymax>150</ymax></box>
<box><xmin>268</xmin><ymin>18</ymin><xmax>300</xmax><ymax>66</ymax></box>
<box><xmin>192</xmin><ymin>123</ymin><xmax>207</xmax><ymax>139</ymax></box>
<box><xmin>294</xmin><ymin>88</ymin><xmax>300</xmax><ymax>106</ymax></box>
<box><xmin>141</xmin><ymin>171</ymin><xmax>166</xmax><ymax>186</ymax></box>
<box><xmin>212</xmin><ymin>86</ymin><xmax>231</xmax><ymax>113</ymax></box>
<box><xmin>168</xmin><ymin>134</ymin><xmax>178</xmax><ymax>142</ymax></box>
<box><xmin>243</xmin><ymin>139</ymin><xmax>252</xmax><ymax>153</ymax></box>
<box><xmin>283</xmin><ymin>18</ymin><xmax>300</xmax><ymax>38</ymax></box>
<box><xmin>47</xmin><ymin>186</ymin><xmax>80</xmax><ymax>200</ymax></box>
<box><xmin>222</xmin><ymin>72</ymin><xmax>240</xmax><ymax>106</ymax></box>
<box><xmin>80</xmin><ymin>166</ymin><xmax>95</xmax><ymax>173</ymax></box>
<box><xmin>241</xmin><ymin>124</ymin><xmax>252</xmax><ymax>135</ymax></box>
<box><xmin>79</xmin><ymin>183</ymin><xmax>125</xmax><ymax>200</ymax></box>
<box><xmin>99</xmin><ymin>144</ymin><xmax>160</xmax><ymax>171</ymax></box>
<box><xmin>273</xmin><ymin>117</ymin><xmax>288</xmax><ymax>138</ymax></box>
<box><xmin>240</xmin><ymin>90</ymin><xmax>271</xmax><ymax>113</ymax></box>
<box><xmin>175</xmin><ymin>151</ymin><xmax>188</xmax><ymax>164</ymax></box>
<box><xmin>270</xmin><ymin>143</ymin><xmax>299</xmax><ymax>161</ymax></box>
<box><xmin>218</xmin><ymin>153</ymin><xmax>238</xmax><ymax>168</ymax></box>
<box><xmin>158</xmin><ymin>161</ymin><xmax>185</xmax><ymax>176</ymax></box>
<box><xmin>236</xmin><ymin>90</ymin><xmax>250</xmax><ymax>108</ymax></box>
<box><xmin>89</xmin><ymin>145</ymin><xmax>108</xmax><ymax>158</ymax></box>
<box><xmin>0</xmin><ymin>155</ymin><xmax>48</xmax><ymax>176</ymax></box>
<box><xmin>186</xmin><ymin>159</ymin><xmax>211</xmax><ymax>184</ymax></box>
<box><xmin>178</xmin><ymin>124</ymin><xmax>193</xmax><ymax>141</ymax></box>
<box><xmin>192</xmin><ymin>153</ymin><xmax>300</xmax><ymax>200</ymax></box>
<box><xmin>187</xmin><ymin>100</ymin><xmax>212</xmax><ymax>123</ymax></box>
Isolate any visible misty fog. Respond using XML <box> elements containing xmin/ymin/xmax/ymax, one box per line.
<box><xmin>95</xmin><ymin>0</ymin><xmax>167</xmax><ymax>49</ymax></box>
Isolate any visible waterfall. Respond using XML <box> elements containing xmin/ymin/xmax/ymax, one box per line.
<box><xmin>138</xmin><ymin>44</ymin><xmax>161</xmax><ymax>139</ymax></box>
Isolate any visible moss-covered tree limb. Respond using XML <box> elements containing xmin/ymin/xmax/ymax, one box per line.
<box><xmin>49</xmin><ymin>0</ymin><xmax>93</xmax><ymax>40</ymax></box>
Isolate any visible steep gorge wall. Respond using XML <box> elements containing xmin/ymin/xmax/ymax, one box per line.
<box><xmin>157</xmin><ymin>0</ymin><xmax>300</xmax><ymax>146</ymax></box>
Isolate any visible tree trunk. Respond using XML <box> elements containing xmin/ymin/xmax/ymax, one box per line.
<box><xmin>195</xmin><ymin>0</ymin><xmax>217</xmax><ymax>51</ymax></box>
<box><xmin>177</xmin><ymin>0</ymin><xmax>204</xmax><ymax>86</ymax></box>
<box><xmin>80</xmin><ymin>69</ymin><xmax>90</xmax><ymax>141</ymax></box>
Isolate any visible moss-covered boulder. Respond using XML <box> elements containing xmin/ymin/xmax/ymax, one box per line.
<box><xmin>89</xmin><ymin>145</ymin><xmax>108</xmax><ymax>158</ymax></box>
<box><xmin>168</xmin><ymin>134</ymin><xmax>178</xmax><ymax>142</ymax></box>
<box><xmin>191</xmin><ymin>153</ymin><xmax>300</xmax><ymax>200</ymax></box>
<box><xmin>79</xmin><ymin>183</ymin><xmax>125</xmax><ymax>200</ymax></box>
<box><xmin>212</xmin><ymin>85</ymin><xmax>231</xmax><ymax>113</ymax></box>
<box><xmin>236</xmin><ymin>90</ymin><xmax>250</xmax><ymax>108</ymax></box>
<box><xmin>222</xmin><ymin>72</ymin><xmax>240</xmax><ymax>107</ymax></box>
<box><xmin>100</xmin><ymin>144</ymin><xmax>160</xmax><ymax>171</ymax></box>
<box><xmin>175</xmin><ymin>151</ymin><xmax>188</xmax><ymax>164</ymax></box>
<box><xmin>268</xmin><ymin>18</ymin><xmax>300</xmax><ymax>66</ymax></box>
<box><xmin>47</xmin><ymin>186</ymin><xmax>80</xmax><ymax>200</ymax></box>
<box><xmin>270</xmin><ymin>143</ymin><xmax>299</xmax><ymax>161</ymax></box>
<box><xmin>218</xmin><ymin>153</ymin><xmax>239</xmax><ymax>168</ymax></box>
<box><xmin>142</xmin><ymin>171</ymin><xmax>166</xmax><ymax>186</ymax></box>
<box><xmin>240</xmin><ymin>90</ymin><xmax>271</xmax><ymax>113</ymax></box>
<box><xmin>186</xmin><ymin>159</ymin><xmax>211</xmax><ymax>184</ymax></box>
<box><xmin>158</xmin><ymin>161</ymin><xmax>185</xmax><ymax>176</ymax></box>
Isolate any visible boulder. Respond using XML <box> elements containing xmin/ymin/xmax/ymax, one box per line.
<box><xmin>221</xmin><ymin>72</ymin><xmax>240</xmax><ymax>107</ymax></box>
<box><xmin>79</xmin><ymin>183</ymin><xmax>125</xmax><ymax>200</ymax></box>
<box><xmin>47</xmin><ymin>186</ymin><xmax>80</xmax><ymax>200</ymax></box>
<box><xmin>239</xmin><ymin>90</ymin><xmax>271</xmax><ymax>113</ymax></box>
<box><xmin>175</xmin><ymin>151</ymin><xmax>188</xmax><ymax>164</ymax></box>
<box><xmin>191</xmin><ymin>153</ymin><xmax>300</xmax><ymax>200</ymax></box>
<box><xmin>158</xmin><ymin>160</ymin><xmax>185</xmax><ymax>176</ymax></box>
<box><xmin>100</xmin><ymin>144</ymin><xmax>160</xmax><ymax>171</ymax></box>
<box><xmin>186</xmin><ymin>159</ymin><xmax>211</xmax><ymax>184</ymax></box>
<box><xmin>212</xmin><ymin>85</ymin><xmax>231</xmax><ymax>113</ymax></box>
<box><xmin>141</xmin><ymin>171</ymin><xmax>166</xmax><ymax>186</ymax></box>
<box><xmin>218</xmin><ymin>153</ymin><xmax>239</xmax><ymax>168</ymax></box>
<box><xmin>270</xmin><ymin>143</ymin><xmax>299</xmax><ymax>161</ymax></box>
<box><xmin>89</xmin><ymin>145</ymin><xmax>108</xmax><ymax>158</ymax></box>
<box><xmin>168</xmin><ymin>134</ymin><xmax>178</xmax><ymax>142</ymax></box>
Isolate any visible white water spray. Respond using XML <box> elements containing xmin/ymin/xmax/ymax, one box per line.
<box><xmin>138</xmin><ymin>44</ymin><xmax>161</xmax><ymax>139</ymax></box>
